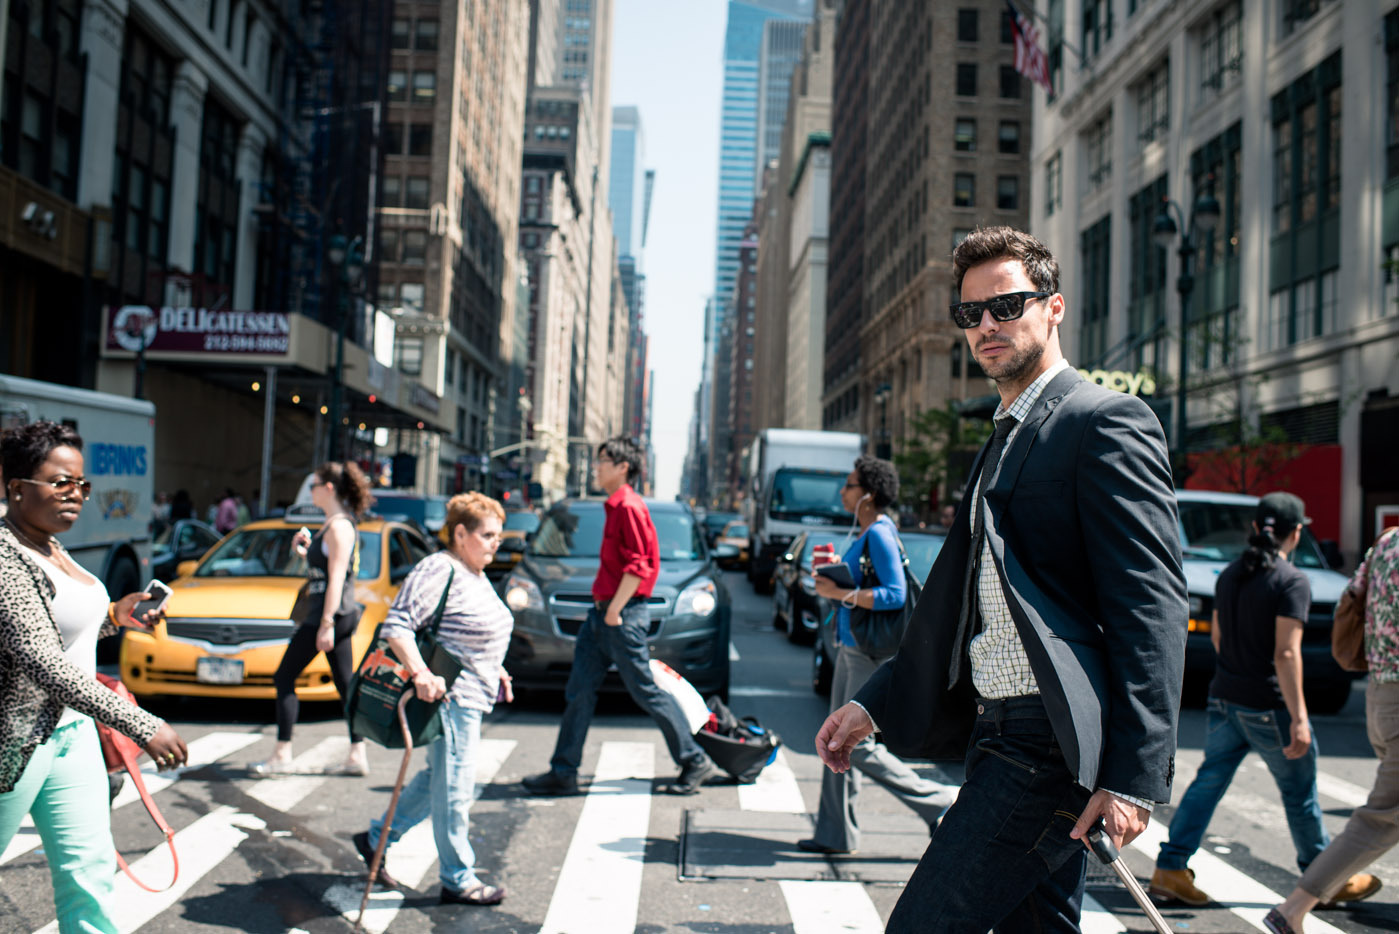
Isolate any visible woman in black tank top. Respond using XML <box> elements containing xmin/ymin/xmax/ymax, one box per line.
<box><xmin>252</xmin><ymin>462</ymin><xmax>373</xmax><ymax>777</ymax></box>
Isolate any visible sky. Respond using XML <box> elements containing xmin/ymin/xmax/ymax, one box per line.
<box><xmin>609</xmin><ymin>1</ymin><xmax>727</xmax><ymax>501</ymax></box>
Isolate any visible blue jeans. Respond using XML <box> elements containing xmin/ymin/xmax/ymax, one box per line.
<box><xmin>0</xmin><ymin>718</ymin><xmax>117</xmax><ymax>934</ymax></box>
<box><xmin>1158</xmin><ymin>697</ymin><xmax>1328</xmax><ymax>873</ymax></box>
<box><xmin>886</xmin><ymin>696</ymin><xmax>1092</xmax><ymax>934</ymax></box>
<box><xmin>368</xmin><ymin>700</ymin><xmax>483</xmax><ymax>892</ymax></box>
<box><xmin>550</xmin><ymin>604</ymin><xmax>706</xmax><ymax>776</ymax></box>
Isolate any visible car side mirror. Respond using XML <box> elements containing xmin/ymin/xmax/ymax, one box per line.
<box><xmin>714</xmin><ymin>544</ymin><xmax>740</xmax><ymax>559</ymax></box>
<box><xmin>176</xmin><ymin>560</ymin><xmax>199</xmax><ymax>578</ymax></box>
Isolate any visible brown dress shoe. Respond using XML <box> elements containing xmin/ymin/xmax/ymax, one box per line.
<box><xmin>1318</xmin><ymin>872</ymin><xmax>1382</xmax><ymax>908</ymax></box>
<box><xmin>1148</xmin><ymin>867</ymin><xmax>1211</xmax><ymax>906</ymax></box>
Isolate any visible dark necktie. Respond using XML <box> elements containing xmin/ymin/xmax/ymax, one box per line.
<box><xmin>948</xmin><ymin>415</ymin><xmax>1015</xmax><ymax>686</ymax></box>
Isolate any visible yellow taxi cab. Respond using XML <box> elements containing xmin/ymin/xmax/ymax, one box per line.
<box><xmin>714</xmin><ymin>519</ymin><xmax>751</xmax><ymax>570</ymax></box>
<box><xmin>119</xmin><ymin>508</ymin><xmax>437</xmax><ymax>700</ymax></box>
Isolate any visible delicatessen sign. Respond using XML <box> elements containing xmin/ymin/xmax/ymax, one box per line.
<box><xmin>104</xmin><ymin>305</ymin><xmax>291</xmax><ymax>357</ymax></box>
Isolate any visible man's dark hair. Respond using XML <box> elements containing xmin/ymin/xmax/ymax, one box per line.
<box><xmin>598</xmin><ymin>437</ymin><xmax>644</xmax><ymax>483</ymax></box>
<box><xmin>853</xmin><ymin>454</ymin><xmax>899</xmax><ymax>509</ymax></box>
<box><xmin>951</xmin><ymin>226</ymin><xmax>1060</xmax><ymax>294</ymax></box>
<box><xmin>2</xmin><ymin>420</ymin><xmax>83</xmax><ymax>489</ymax></box>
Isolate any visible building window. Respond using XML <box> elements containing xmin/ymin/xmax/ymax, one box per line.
<box><xmin>402</xmin><ymin>229</ymin><xmax>427</xmax><ymax>265</ymax></box>
<box><xmin>1080</xmin><ymin>216</ymin><xmax>1112</xmax><ymax>364</ymax></box>
<box><xmin>954</xmin><ymin>173</ymin><xmax>975</xmax><ymax>207</ymax></box>
<box><xmin>194</xmin><ymin>97</ymin><xmax>240</xmax><ymax>296</ymax></box>
<box><xmin>1000</xmin><ymin>65</ymin><xmax>1021</xmax><ymax>99</ymax></box>
<box><xmin>379</xmin><ymin>228</ymin><xmax>400</xmax><ymax>263</ymax></box>
<box><xmin>1001</xmin><ymin>8</ymin><xmax>1015</xmax><ymax>43</ymax></box>
<box><xmin>955</xmin><ymin>118</ymin><xmax>977</xmax><ymax>152</ymax></box>
<box><xmin>1085</xmin><ymin>111</ymin><xmax>1112</xmax><ymax>189</ymax></box>
<box><xmin>1045</xmin><ymin>151</ymin><xmax>1063</xmax><ymax>216</ymax></box>
<box><xmin>391</xmin><ymin>18</ymin><xmax>411</xmax><ymax>49</ymax></box>
<box><xmin>400</xmin><ymin>281</ymin><xmax>424</xmax><ymax>313</ymax></box>
<box><xmin>1136</xmin><ymin>61</ymin><xmax>1169</xmax><ymax>145</ymax></box>
<box><xmin>1128</xmin><ymin>176</ymin><xmax>1168</xmax><ymax>372</ymax></box>
<box><xmin>415</xmin><ymin>20</ymin><xmax>439</xmax><ymax>51</ymax></box>
<box><xmin>952</xmin><ymin>228</ymin><xmax>972</xmax><ymax>250</ymax></box>
<box><xmin>382</xmin><ymin>176</ymin><xmax>401</xmax><ymax>207</ymax></box>
<box><xmin>412</xmin><ymin>71</ymin><xmax>436</xmax><ymax>102</ymax></box>
<box><xmin>1199</xmin><ymin>0</ymin><xmax>1243</xmax><ymax>96</ymax></box>
<box><xmin>408</xmin><ymin>124</ymin><xmax>432</xmax><ymax>156</ymax></box>
<box><xmin>1388</xmin><ymin>10</ymin><xmax>1399</xmax><ymax>181</ymax></box>
<box><xmin>957</xmin><ymin>9</ymin><xmax>978</xmax><ymax>42</ymax></box>
<box><xmin>383</xmin><ymin>123</ymin><xmax>403</xmax><ymax>154</ymax></box>
<box><xmin>387</xmin><ymin>71</ymin><xmax>407</xmax><ymax>101</ymax></box>
<box><xmin>956</xmin><ymin>63</ymin><xmax>977</xmax><ymax>97</ymax></box>
<box><xmin>1082</xmin><ymin>0</ymin><xmax>1113</xmax><ymax>61</ymax></box>
<box><xmin>405</xmin><ymin>177</ymin><xmax>430</xmax><ymax>210</ymax></box>
<box><xmin>998</xmin><ymin>121</ymin><xmax>1021</xmax><ymax>154</ymax></box>
<box><xmin>997</xmin><ymin>176</ymin><xmax>1019</xmax><ymax>210</ymax></box>
<box><xmin>1282</xmin><ymin>0</ymin><xmax>1335</xmax><ymax>38</ymax></box>
<box><xmin>395</xmin><ymin>337</ymin><xmax>424</xmax><ymax>376</ymax></box>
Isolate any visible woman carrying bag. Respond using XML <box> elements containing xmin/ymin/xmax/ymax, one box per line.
<box><xmin>253</xmin><ymin>461</ymin><xmax>372</xmax><ymax>777</ymax></box>
<box><xmin>352</xmin><ymin>492</ymin><xmax>514</xmax><ymax>907</ymax></box>
<box><xmin>0</xmin><ymin>421</ymin><xmax>188</xmax><ymax>933</ymax></box>
<box><xmin>803</xmin><ymin>455</ymin><xmax>956</xmax><ymax>854</ymax></box>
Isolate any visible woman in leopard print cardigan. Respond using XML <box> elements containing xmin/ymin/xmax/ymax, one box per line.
<box><xmin>0</xmin><ymin>420</ymin><xmax>187</xmax><ymax>933</ymax></box>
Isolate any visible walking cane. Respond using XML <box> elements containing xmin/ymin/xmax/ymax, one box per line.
<box><xmin>353</xmin><ymin>690</ymin><xmax>416</xmax><ymax>933</ymax></box>
<box><xmin>1085</xmin><ymin>820</ymin><xmax>1174</xmax><ymax>934</ymax></box>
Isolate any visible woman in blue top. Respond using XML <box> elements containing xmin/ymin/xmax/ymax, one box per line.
<box><xmin>800</xmin><ymin>455</ymin><xmax>956</xmax><ymax>854</ymax></box>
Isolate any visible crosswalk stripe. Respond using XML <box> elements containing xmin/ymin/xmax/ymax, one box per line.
<box><xmin>32</xmin><ymin>806</ymin><xmax>267</xmax><ymax>934</ymax></box>
<box><xmin>779</xmin><ymin>880</ymin><xmax>883</xmax><ymax>933</ymax></box>
<box><xmin>323</xmin><ymin>737</ymin><xmax>520</xmax><ymax>931</ymax></box>
<box><xmin>729</xmin><ymin>641</ymin><xmax>741</xmax><ymax>661</ymax></box>
<box><xmin>1080</xmin><ymin>893</ymin><xmax>1127</xmax><ymax>934</ymax></box>
<box><xmin>0</xmin><ymin>731</ymin><xmax>260</xmax><ymax>867</ymax></box>
<box><xmin>540</xmin><ymin>741</ymin><xmax>654</xmax><ymax>934</ymax></box>
<box><xmin>1316</xmin><ymin>771</ymin><xmax>1370</xmax><ymax>809</ymax></box>
<box><xmin>729</xmin><ymin>686</ymin><xmax>809</xmax><ymax>698</ymax></box>
<box><xmin>737</xmin><ymin>748</ymin><xmax>806</xmax><ymax>812</ymax></box>
<box><xmin>245</xmin><ymin>738</ymin><xmax>347</xmax><ymax>811</ymax></box>
<box><xmin>1130</xmin><ymin>819</ymin><xmax>1346</xmax><ymax>934</ymax></box>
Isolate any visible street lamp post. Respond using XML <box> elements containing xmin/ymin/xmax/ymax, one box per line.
<box><xmin>1152</xmin><ymin>190</ymin><xmax>1220</xmax><ymax>485</ymax></box>
<box><xmin>326</xmin><ymin>234</ymin><xmax>365</xmax><ymax>461</ymax></box>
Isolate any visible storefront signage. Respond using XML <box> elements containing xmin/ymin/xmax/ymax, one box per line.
<box><xmin>1076</xmin><ymin>368</ymin><xmax>1156</xmax><ymax>396</ymax></box>
<box><xmin>409</xmin><ymin>382</ymin><xmax>440</xmax><ymax>414</ymax></box>
<box><xmin>104</xmin><ymin>305</ymin><xmax>291</xmax><ymax>356</ymax></box>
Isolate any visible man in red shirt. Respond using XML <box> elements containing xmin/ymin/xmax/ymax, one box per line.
<box><xmin>523</xmin><ymin>437</ymin><xmax>717</xmax><ymax>796</ymax></box>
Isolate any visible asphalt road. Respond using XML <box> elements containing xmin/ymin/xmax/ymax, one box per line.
<box><xmin>1</xmin><ymin>569</ymin><xmax>1395</xmax><ymax>933</ymax></box>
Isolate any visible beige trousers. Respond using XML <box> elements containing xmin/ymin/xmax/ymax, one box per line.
<box><xmin>1298</xmin><ymin>679</ymin><xmax>1399</xmax><ymax>900</ymax></box>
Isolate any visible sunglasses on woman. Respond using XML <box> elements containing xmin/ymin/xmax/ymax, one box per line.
<box><xmin>16</xmin><ymin>476</ymin><xmax>93</xmax><ymax>499</ymax></box>
<box><xmin>949</xmin><ymin>291</ymin><xmax>1052</xmax><ymax>329</ymax></box>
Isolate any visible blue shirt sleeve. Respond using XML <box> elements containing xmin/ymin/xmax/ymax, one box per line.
<box><xmin>863</xmin><ymin>520</ymin><xmax>907</xmax><ymax>611</ymax></box>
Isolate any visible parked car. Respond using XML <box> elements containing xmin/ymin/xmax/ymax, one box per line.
<box><xmin>149</xmin><ymin>518</ymin><xmax>221</xmax><ymax>583</ymax></box>
<box><xmin>119</xmin><ymin>511</ymin><xmax>435</xmax><ymax>701</ymax></box>
<box><xmin>701</xmin><ymin>511</ymin><xmax>741</xmax><ymax>548</ymax></box>
<box><xmin>714</xmin><ymin>520</ymin><xmax>751</xmax><ymax>570</ymax></box>
<box><xmin>485</xmin><ymin>508</ymin><xmax>540</xmax><ymax>581</ymax></box>
<box><xmin>1177</xmin><ymin>490</ymin><xmax>1357</xmax><ymax>713</ymax></box>
<box><xmin>772</xmin><ymin>529</ymin><xmax>849</xmax><ymax>645</ymax></box>
<box><xmin>811</xmin><ymin>528</ymin><xmax>947</xmax><ymax>695</ymax></box>
<box><xmin>501</xmin><ymin>499</ymin><xmax>731</xmax><ymax>699</ymax></box>
<box><xmin>369</xmin><ymin>490</ymin><xmax>449</xmax><ymax>534</ymax></box>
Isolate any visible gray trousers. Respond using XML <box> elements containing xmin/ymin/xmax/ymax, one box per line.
<box><xmin>1298</xmin><ymin>679</ymin><xmax>1399</xmax><ymax>901</ymax></box>
<box><xmin>812</xmin><ymin>645</ymin><xmax>956</xmax><ymax>850</ymax></box>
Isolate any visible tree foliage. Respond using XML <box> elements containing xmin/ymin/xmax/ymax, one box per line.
<box><xmin>893</xmin><ymin>401</ymin><xmax>992</xmax><ymax>515</ymax></box>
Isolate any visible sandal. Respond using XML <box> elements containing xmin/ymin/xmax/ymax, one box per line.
<box><xmin>1263</xmin><ymin>909</ymin><xmax>1299</xmax><ymax>934</ymax></box>
<box><xmin>440</xmin><ymin>883</ymin><xmax>506</xmax><ymax>906</ymax></box>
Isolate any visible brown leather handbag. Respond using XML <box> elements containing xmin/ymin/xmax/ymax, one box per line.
<box><xmin>1332</xmin><ymin>550</ymin><xmax>1372</xmax><ymax>674</ymax></box>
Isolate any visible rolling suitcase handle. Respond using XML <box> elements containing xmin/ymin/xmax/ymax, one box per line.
<box><xmin>354</xmin><ymin>690</ymin><xmax>416</xmax><ymax>933</ymax></box>
<box><xmin>1085</xmin><ymin>819</ymin><xmax>1173</xmax><ymax>934</ymax></box>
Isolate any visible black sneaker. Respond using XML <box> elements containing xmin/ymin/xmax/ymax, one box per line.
<box><xmin>352</xmin><ymin>831</ymin><xmax>401</xmax><ymax>889</ymax></box>
<box><xmin>666</xmin><ymin>757</ymin><xmax>717</xmax><ymax>795</ymax></box>
<box><xmin>522</xmin><ymin>770</ymin><xmax>580</xmax><ymax>796</ymax></box>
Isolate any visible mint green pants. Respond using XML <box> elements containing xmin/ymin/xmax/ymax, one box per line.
<box><xmin>0</xmin><ymin>717</ymin><xmax>118</xmax><ymax>934</ymax></box>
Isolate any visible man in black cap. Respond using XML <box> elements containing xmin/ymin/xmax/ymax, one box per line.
<box><xmin>1151</xmin><ymin>492</ymin><xmax>1371</xmax><ymax>905</ymax></box>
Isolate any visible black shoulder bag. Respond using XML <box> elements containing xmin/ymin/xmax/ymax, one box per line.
<box><xmin>345</xmin><ymin>567</ymin><xmax>463</xmax><ymax>748</ymax></box>
<box><xmin>848</xmin><ymin>532</ymin><xmax>921</xmax><ymax>659</ymax></box>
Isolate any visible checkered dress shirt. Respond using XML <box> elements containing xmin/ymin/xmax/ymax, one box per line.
<box><xmin>966</xmin><ymin>358</ymin><xmax>1152</xmax><ymax>811</ymax></box>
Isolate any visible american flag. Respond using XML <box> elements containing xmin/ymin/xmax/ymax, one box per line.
<box><xmin>1006</xmin><ymin>0</ymin><xmax>1054</xmax><ymax>95</ymax></box>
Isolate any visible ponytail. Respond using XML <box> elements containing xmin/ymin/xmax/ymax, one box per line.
<box><xmin>1241</xmin><ymin>521</ymin><xmax>1290</xmax><ymax>577</ymax></box>
<box><xmin>315</xmin><ymin>461</ymin><xmax>374</xmax><ymax>518</ymax></box>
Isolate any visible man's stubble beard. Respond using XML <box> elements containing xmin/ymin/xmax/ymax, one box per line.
<box><xmin>977</xmin><ymin>337</ymin><xmax>1045</xmax><ymax>386</ymax></box>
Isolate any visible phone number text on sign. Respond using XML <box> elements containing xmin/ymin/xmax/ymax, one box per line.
<box><xmin>204</xmin><ymin>333</ymin><xmax>290</xmax><ymax>352</ymax></box>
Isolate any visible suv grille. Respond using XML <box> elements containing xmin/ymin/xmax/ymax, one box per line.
<box><xmin>165</xmin><ymin>619</ymin><xmax>297</xmax><ymax>646</ymax></box>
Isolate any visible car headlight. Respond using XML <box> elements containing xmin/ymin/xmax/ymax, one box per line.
<box><xmin>675</xmin><ymin>579</ymin><xmax>718</xmax><ymax>617</ymax></box>
<box><xmin>800</xmin><ymin>575</ymin><xmax>816</xmax><ymax>595</ymax></box>
<box><xmin>1188</xmin><ymin>595</ymin><xmax>1205</xmax><ymax>617</ymax></box>
<box><xmin>504</xmin><ymin>575</ymin><xmax>544</xmax><ymax>612</ymax></box>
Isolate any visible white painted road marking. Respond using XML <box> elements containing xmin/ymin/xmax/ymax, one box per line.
<box><xmin>737</xmin><ymin>748</ymin><xmax>806</xmax><ymax>812</ymax></box>
<box><xmin>780</xmin><ymin>880</ymin><xmax>883</xmax><ymax>933</ymax></box>
<box><xmin>540</xmin><ymin>741</ymin><xmax>654</xmax><ymax>934</ymax></box>
<box><xmin>1080</xmin><ymin>893</ymin><xmax>1128</xmax><ymax>934</ymax></box>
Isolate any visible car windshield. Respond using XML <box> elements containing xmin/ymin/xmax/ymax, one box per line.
<box><xmin>151</xmin><ymin>523</ymin><xmax>175</xmax><ymax>555</ymax></box>
<box><xmin>1178</xmin><ymin>501</ymin><xmax>1326</xmax><ymax>569</ymax></box>
<box><xmin>194</xmin><ymin>528</ymin><xmax>383</xmax><ymax>579</ymax></box>
<box><xmin>704</xmin><ymin>513</ymin><xmax>738</xmax><ymax>533</ymax></box>
<box><xmin>504</xmin><ymin>511</ymin><xmax>541</xmax><ymax>533</ymax></box>
<box><xmin>723</xmin><ymin>523</ymin><xmax>749</xmax><ymax>539</ymax></box>
<box><xmin>902</xmin><ymin>534</ymin><xmax>947</xmax><ymax>580</ymax></box>
<box><xmin>374</xmin><ymin>496</ymin><xmax>445</xmax><ymax>527</ymax></box>
<box><xmin>770</xmin><ymin>469</ymin><xmax>847</xmax><ymax>521</ymax></box>
<box><xmin>528</xmin><ymin>503</ymin><xmax>705</xmax><ymax>560</ymax></box>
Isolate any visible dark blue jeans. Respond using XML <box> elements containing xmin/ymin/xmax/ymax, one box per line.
<box><xmin>1158</xmin><ymin>697</ymin><xmax>1328</xmax><ymax>873</ymax></box>
<box><xmin>886</xmin><ymin>696</ymin><xmax>1092</xmax><ymax>934</ymax></box>
<box><xmin>549</xmin><ymin>603</ymin><xmax>706</xmax><ymax>777</ymax></box>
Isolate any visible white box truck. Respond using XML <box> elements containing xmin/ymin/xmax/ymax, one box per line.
<box><xmin>744</xmin><ymin>428</ymin><xmax>865</xmax><ymax>592</ymax></box>
<box><xmin>0</xmin><ymin>375</ymin><xmax>155</xmax><ymax>601</ymax></box>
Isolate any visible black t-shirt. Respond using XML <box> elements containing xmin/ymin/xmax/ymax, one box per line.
<box><xmin>1208</xmin><ymin>555</ymin><xmax>1311</xmax><ymax>709</ymax></box>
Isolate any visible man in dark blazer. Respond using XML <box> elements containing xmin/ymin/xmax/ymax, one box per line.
<box><xmin>816</xmin><ymin>227</ymin><xmax>1187</xmax><ymax>932</ymax></box>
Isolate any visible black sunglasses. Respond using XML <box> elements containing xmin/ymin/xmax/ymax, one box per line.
<box><xmin>949</xmin><ymin>291</ymin><xmax>1052</xmax><ymax>329</ymax></box>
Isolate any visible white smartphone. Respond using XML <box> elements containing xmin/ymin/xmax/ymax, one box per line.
<box><xmin>130</xmin><ymin>579</ymin><xmax>173</xmax><ymax>625</ymax></box>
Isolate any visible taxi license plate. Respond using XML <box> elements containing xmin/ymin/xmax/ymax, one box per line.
<box><xmin>196</xmin><ymin>657</ymin><xmax>244</xmax><ymax>685</ymax></box>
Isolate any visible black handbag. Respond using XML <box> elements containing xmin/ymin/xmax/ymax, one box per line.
<box><xmin>695</xmin><ymin>697</ymin><xmax>781</xmax><ymax>784</ymax></box>
<box><xmin>344</xmin><ymin>568</ymin><xmax>462</xmax><ymax>748</ymax></box>
<box><xmin>847</xmin><ymin>533</ymin><xmax>921</xmax><ymax>659</ymax></box>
